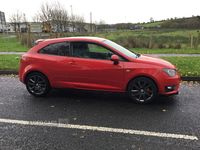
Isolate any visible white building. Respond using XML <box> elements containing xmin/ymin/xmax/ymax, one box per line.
<box><xmin>0</xmin><ymin>23</ymin><xmax>14</xmax><ymax>32</ymax></box>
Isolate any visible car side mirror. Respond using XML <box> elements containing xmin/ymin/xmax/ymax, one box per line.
<box><xmin>111</xmin><ymin>54</ymin><xmax>119</xmax><ymax>65</ymax></box>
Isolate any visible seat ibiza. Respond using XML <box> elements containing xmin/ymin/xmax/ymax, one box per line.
<box><xmin>19</xmin><ymin>37</ymin><xmax>180</xmax><ymax>104</ymax></box>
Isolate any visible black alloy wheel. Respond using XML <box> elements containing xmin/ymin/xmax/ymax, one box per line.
<box><xmin>128</xmin><ymin>77</ymin><xmax>157</xmax><ymax>104</ymax></box>
<box><xmin>26</xmin><ymin>72</ymin><xmax>51</xmax><ymax>97</ymax></box>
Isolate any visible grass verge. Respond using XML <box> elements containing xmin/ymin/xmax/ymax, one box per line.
<box><xmin>0</xmin><ymin>55</ymin><xmax>21</xmax><ymax>70</ymax></box>
<box><xmin>132</xmin><ymin>48</ymin><xmax>200</xmax><ymax>54</ymax></box>
<box><xmin>160</xmin><ymin>57</ymin><xmax>200</xmax><ymax>76</ymax></box>
<box><xmin>0</xmin><ymin>38</ymin><xmax>30</xmax><ymax>52</ymax></box>
<box><xmin>0</xmin><ymin>36</ymin><xmax>200</xmax><ymax>54</ymax></box>
<box><xmin>0</xmin><ymin>55</ymin><xmax>199</xmax><ymax>77</ymax></box>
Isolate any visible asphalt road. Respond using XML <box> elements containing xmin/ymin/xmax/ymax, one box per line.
<box><xmin>0</xmin><ymin>75</ymin><xmax>200</xmax><ymax>150</ymax></box>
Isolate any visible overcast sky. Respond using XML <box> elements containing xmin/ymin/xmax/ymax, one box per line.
<box><xmin>1</xmin><ymin>0</ymin><xmax>200</xmax><ymax>24</ymax></box>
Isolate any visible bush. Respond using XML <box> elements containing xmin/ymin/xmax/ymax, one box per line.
<box><xmin>125</xmin><ymin>36</ymin><xmax>137</xmax><ymax>48</ymax></box>
<box><xmin>168</xmin><ymin>40</ymin><xmax>173</xmax><ymax>49</ymax></box>
<box><xmin>157</xmin><ymin>41</ymin><xmax>165</xmax><ymax>49</ymax></box>
<box><xmin>174</xmin><ymin>40</ymin><xmax>181</xmax><ymax>49</ymax></box>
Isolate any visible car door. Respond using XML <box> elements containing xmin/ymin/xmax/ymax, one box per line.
<box><xmin>37</xmin><ymin>42</ymin><xmax>72</xmax><ymax>88</ymax></box>
<box><xmin>68</xmin><ymin>42</ymin><xmax>124</xmax><ymax>92</ymax></box>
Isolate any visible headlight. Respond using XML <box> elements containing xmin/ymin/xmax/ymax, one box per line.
<box><xmin>162</xmin><ymin>69</ymin><xmax>177</xmax><ymax>77</ymax></box>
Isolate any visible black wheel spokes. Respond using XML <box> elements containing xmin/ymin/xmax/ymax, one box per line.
<box><xmin>131</xmin><ymin>81</ymin><xmax>154</xmax><ymax>102</ymax></box>
<box><xmin>28</xmin><ymin>75</ymin><xmax>46</xmax><ymax>95</ymax></box>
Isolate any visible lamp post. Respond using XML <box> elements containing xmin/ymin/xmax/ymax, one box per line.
<box><xmin>70</xmin><ymin>5</ymin><xmax>74</xmax><ymax>33</ymax></box>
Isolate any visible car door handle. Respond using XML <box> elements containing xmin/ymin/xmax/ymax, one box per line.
<box><xmin>69</xmin><ymin>61</ymin><xmax>77</xmax><ymax>65</ymax></box>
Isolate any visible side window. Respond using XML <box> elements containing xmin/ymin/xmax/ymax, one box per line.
<box><xmin>71</xmin><ymin>42</ymin><xmax>126</xmax><ymax>61</ymax></box>
<box><xmin>88</xmin><ymin>44</ymin><xmax>110</xmax><ymax>53</ymax></box>
<box><xmin>38</xmin><ymin>42</ymin><xmax>69</xmax><ymax>56</ymax></box>
<box><xmin>71</xmin><ymin>42</ymin><xmax>89</xmax><ymax>58</ymax></box>
<box><xmin>88</xmin><ymin>43</ymin><xmax>113</xmax><ymax>60</ymax></box>
<box><xmin>71</xmin><ymin>42</ymin><xmax>113</xmax><ymax>60</ymax></box>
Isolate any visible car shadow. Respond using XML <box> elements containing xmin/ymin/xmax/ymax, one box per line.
<box><xmin>31</xmin><ymin>88</ymin><xmax>179</xmax><ymax>107</ymax></box>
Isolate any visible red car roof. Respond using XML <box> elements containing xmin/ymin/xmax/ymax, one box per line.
<box><xmin>40</xmin><ymin>37</ymin><xmax>106</xmax><ymax>44</ymax></box>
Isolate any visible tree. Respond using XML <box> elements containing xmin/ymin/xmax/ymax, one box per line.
<box><xmin>188</xmin><ymin>17</ymin><xmax>199</xmax><ymax>29</ymax></box>
<box><xmin>74</xmin><ymin>14</ymin><xmax>86</xmax><ymax>32</ymax></box>
<box><xmin>161</xmin><ymin>20</ymin><xmax>172</xmax><ymax>28</ymax></box>
<box><xmin>61</xmin><ymin>9</ymin><xmax>69</xmax><ymax>32</ymax></box>
<box><xmin>171</xmin><ymin>23</ymin><xmax>179</xmax><ymax>28</ymax></box>
<box><xmin>99</xmin><ymin>19</ymin><xmax>106</xmax><ymax>25</ymax></box>
<box><xmin>51</xmin><ymin>1</ymin><xmax>69</xmax><ymax>32</ymax></box>
<box><xmin>22</xmin><ymin>14</ymin><xmax>28</xmax><ymax>32</ymax></box>
<box><xmin>95</xmin><ymin>19</ymin><xmax>107</xmax><ymax>31</ymax></box>
<box><xmin>150</xmin><ymin>17</ymin><xmax>154</xmax><ymax>22</ymax></box>
<box><xmin>38</xmin><ymin>1</ymin><xmax>53</xmax><ymax>33</ymax></box>
<box><xmin>9</xmin><ymin>10</ymin><xmax>22</xmax><ymax>32</ymax></box>
<box><xmin>32</xmin><ymin>14</ymin><xmax>40</xmax><ymax>23</ymax></box>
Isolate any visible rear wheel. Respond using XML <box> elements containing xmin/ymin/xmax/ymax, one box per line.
<box><xmin>128</xmin><ymin>77</ymin><xmax>157</xmax><ymax>104</ymax></box>
<box><xmin>26</xmin><ymin>72</ymin><xmax>51</xmax><ymax>97</ymax></box>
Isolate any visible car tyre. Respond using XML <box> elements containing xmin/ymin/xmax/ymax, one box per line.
<box><xmin>128</xmin><ymin>77</ymin><xmax>157</xmax><ymax>104</ymax></box>
<box><xmin>26</xmin><ymin>72</ymin><xmax>51</xmax><ymax>97</ymax></box>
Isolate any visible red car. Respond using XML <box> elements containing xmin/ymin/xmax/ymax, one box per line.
<box><xmin>19</xmin><ymin>37</ymin><xmax>180</xmax><ymax>104</ymax></box>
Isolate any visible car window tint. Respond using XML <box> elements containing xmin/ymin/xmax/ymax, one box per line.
<box><xmin>71</xmin><ymin>42</ymin><xmax>89</xmax><ymax>58</ymax></box>
<box><xmin>38</xmin><ymin>42</ymin><xmax>69</xmax><ymax>56</ymax></box>
<box><xmin>71</xmin><ymin>42</ymin><xmax>125</xmax><ymax>61</ymax></box>
<box><xmin>87</xmin><ymin>43</ymin><xmax>125</xmax><ymax>61</ymax></box>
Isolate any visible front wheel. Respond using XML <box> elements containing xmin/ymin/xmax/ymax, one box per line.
<box><xmin>128</xmin><ymin>77</ymin><xmax>157</xmax><ymax>104</ymax></box>
<box><xmin>25</xmin><ymin>72</ymin><xmax>51</xmax><ymax>97</ymax></box>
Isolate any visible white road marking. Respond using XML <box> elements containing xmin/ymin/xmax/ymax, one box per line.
<box><xmin>0</xmin><ymin>118</ymin><xmax>198</xmax><ymax>140</ymax></box>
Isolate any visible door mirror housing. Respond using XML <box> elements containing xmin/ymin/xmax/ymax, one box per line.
<box><xmin>111</xmin><ymin>54</ymin><xmax>119</xmax><ymax>65</ymax></box>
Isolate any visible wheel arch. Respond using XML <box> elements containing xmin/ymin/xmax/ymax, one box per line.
<box><xmin>125</xmin><ymin>75</ymin><xmax>159</xmax><ymax>93</ymax></box>
<box><xmin>25</xmin><ymin>70</ymin><xmax>50</xmax><ymax>86</ymax></box>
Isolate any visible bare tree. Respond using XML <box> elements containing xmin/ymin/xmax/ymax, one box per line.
<box><xmin>38</xmin><ymin>1</ymin><xmax>53</xmax><ymax>33</ymax></box>
<box><xmin>99</xmin><ymin>19</ymin><xmax>106</xmax><ymax>25</ymax></box>
<box><xmin>61</xmin><ymin>9</ymin><xmax>69</xmax><ymax>32</ymax></box>
<box><xmin>9</xmin><ymin>10</ymin><xmax>22</xmax><ymax>32</ymax></box>
<box><xmin>70</xmin><ymin>14</ymin><xmax>76</xmax><ymax>33</ymax></box>
<box><xmin>74</xmin><ymin>14</ymin><xmax>86</xmax><ymax>32</ymax></box>
<box><xmin>95</xmin><ymin>19</ymin><xmax>106</xmax><ymax>31</ymax></box>
<box><xmin>51</xmin><ymin>1</ymin><xmax>69</xmax><ymax>32</ymax></box>
<box><xmin>32</xmin><ymin>14</ymin><xmax>40</xmax><ymax>23</ymax></box>
<box><xmin>22</xmin><ymin>14</ymin><xmax>28</xmax><ymax>32</ymax></box>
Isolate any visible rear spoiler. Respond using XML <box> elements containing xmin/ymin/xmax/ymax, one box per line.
<box><xmin>34</xmin><ymin>39</ymin><xmax>45</xmax><ymax>45</ymax></box>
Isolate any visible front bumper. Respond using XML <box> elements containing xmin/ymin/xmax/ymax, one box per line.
<box><xmin>160</xmin><ymin>91</ymin><xmax>179</xmax><ymax>97</ymax></box>
<box><xmin>158</xmin><ymin>74</ymin><xmax>180</xmax><ymax>95</ymax></box>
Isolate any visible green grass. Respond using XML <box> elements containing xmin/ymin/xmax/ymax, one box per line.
<box><xmin>160</xmin><ymin>57</ymin><xmax>200</xmax><ymax>76</ymax></box>
<box><xmin>1</xmin><ymin>55</ymin><xmax>199</xmax><ymax>77</ymax></box>
<box><xmin>95</xmin><ymin>29</ymin><xmax>200</xmax><ymax>49</ymax></box>
<box><xmin>1</xmin><ymin>29</ymin><xmax>199</xmax><ymax>52</ymax></box>
<box><xmin>0</xmin><ymin>33</ymin><xmax>8</xmax><ymax>38</ymax></box>
<box><xmin>0</xmin><ymin>33</ymin><xmax>16</xmax><ymax>38</ymax></box>
<box><xmin>0</xmin><ymin>33</ymin><xmax>5</xmax><ymax>38</ymax></box>
<box><xmin>0</xmin><ymin>55</ymin><xmax>21</xmax><ymax>70</ymax></box>
<box><xmin>0</xmin><ymin>37</ymin><xmax>30</xmax><ymax>52</ymax></box>
<box><xmin>132</xmin><ymin>48</ymin><xmax>200</xmax><ymax>54</ymax></box>
<box><xmin>135</xmin><ymin>21</ymin><xmax>164</xmax><ymax>27</ymax></box>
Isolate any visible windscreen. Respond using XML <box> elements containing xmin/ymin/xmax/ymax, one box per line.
<box><xmin>103</xmin><ymin>40</ymin><xmax>137</xmax><ymax>59</ymax></box>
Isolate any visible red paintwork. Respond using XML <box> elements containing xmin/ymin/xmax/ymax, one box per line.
<box><xmin>111</xmin><ymin>54</ymin><xmax>119</xmax><ymax>62</ymax></box>
<box><xmin>19</xmin><ymin>37</ymin><xmax>180</xmax><ymax>95</ymax></box>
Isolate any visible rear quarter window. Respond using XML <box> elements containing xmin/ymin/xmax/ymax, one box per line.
<box><xmin>38</xmin><ymin>42</ymin><xmax>70</xmax><ymax>56</ymax></box>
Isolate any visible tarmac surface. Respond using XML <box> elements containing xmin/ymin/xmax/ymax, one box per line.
<box><xmin>0</xmin><ymin>75</ymin><xmax>200</xmax><ymax>149</ymax></box>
